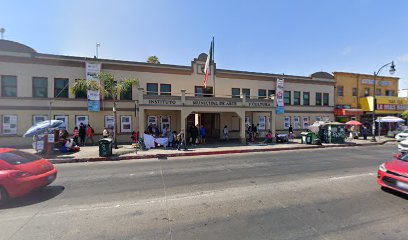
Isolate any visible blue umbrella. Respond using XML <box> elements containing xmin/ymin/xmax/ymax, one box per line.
<box><xmin>23</xmin><ymin>120</ymin><xmax>63</xmax><ymax>137</ymax></box>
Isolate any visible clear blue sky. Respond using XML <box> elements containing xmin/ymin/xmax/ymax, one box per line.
<box><xmin>1</xmin><ymin>0</ymin><xmax>407</xmax><ymax>89</ymax></box>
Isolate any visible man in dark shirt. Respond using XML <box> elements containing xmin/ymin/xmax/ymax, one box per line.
<box><xmin>79</xmin><ymin>122</ymin><xmax>86</xmax><ymax>146</ymax></box>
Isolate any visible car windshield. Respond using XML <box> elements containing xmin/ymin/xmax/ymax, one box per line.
<box><xmin>400</xmin><ymin>154</ymin><xmax>408</xmax><ymax>162</ymax></box>
<box><xmin>403</xmin><ymin>130</ymin><xmax>408</xmax><ymax>133</ymax></box>
<box><xmin>0</xmin><ymin>150</ymin><xmax>42</xmax><ymax>165</ymax></box>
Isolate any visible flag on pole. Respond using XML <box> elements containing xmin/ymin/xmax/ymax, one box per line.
<box><xmin>203</xmin><ymin>39</ymin><xmax>214</xmax><ymax>88</ymax></box>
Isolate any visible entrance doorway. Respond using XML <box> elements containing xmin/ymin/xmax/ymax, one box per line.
<box><xmin>201</xmin><ymin>113</ymin><xmax>220</xmax><ymax>139</ymax></box>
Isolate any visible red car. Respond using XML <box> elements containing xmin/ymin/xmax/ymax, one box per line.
<box><xmin>0</xmin><ymin>148</ymin><xmax>57</xmax><ymax>205</ymax></box>
<box><xmin>377</xmin><ymin>153</ymin><xmax>408</xmax><ymax>195</ymax></box>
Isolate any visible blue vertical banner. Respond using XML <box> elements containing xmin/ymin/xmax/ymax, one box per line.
<box><xmin>276</xmin><ymin>78</ymin><xmax>285</xmax><ymax>114</ymax></box>
<box><xmin>86</xmin><ymin>62</ymin><xmax>101</xmax><ymax>112</ymax></box>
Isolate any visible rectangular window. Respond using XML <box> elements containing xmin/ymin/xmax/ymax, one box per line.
<box><xmin>294</xmin><ymin>116</ymin><xmax>301</xmax><ymax>129</ymax></box>
<box><xmin>303</xmin><ymin>92</ymin><xmax>310</xmax><ymax>105</ymax></box>
<box><xmin>75</xmin><ymin>79</ymin><xmax>87</xmax><ymax>99</ymax></box>
<box><xmin>160</xmin><ymin>84</ymin><xmax>171</xmax><ymax>96</ymax></box>
<box><xmin>54</xmin><ymin>115</ymin><xmax>68</xmax><ymax>130</ymax></box>
<box><xmin>268</xmin><ymin>90</ymin><xmax>275</xmax><ymax>98</ymax></box>
<box><xmin>385</xmin><ymin>90</ymin><xmax>395</xmax><ymax>96</ymax></box>
<box><xmin>284</xmin><ymin>116</ymin><xmax>291</xmax><ymax>129</ymax></box>
<box><xmin>294</xmin><ymin>91</ymin><xmax>300</xmax><ymax>105</ymax></box>
<box><xmin>75</xmin><ymin>115</ymin><xmax>89</xmax><ymax>129</ymax></box>
<box><xmin>147</xmin><ymin>83</ymin><xmax>158</xmax><ymax>95</ymax></box>
<box><xmin>315</xmin><ymin>92</ymin><xmax>322</xmax><ymax>106</ymax></box>
<box><xmin>376</xmin><ymin>89</ymin><xmax>381</xmax><ymax>96</ymax></box>
<box><xmin>323</xmin><ymin>93</ymin><xmax>329</xmax><ymax>106</ymax></box>
<box><xmin>54</xmin><ymin>78</ymin><xmax>69</xmax><ymax>98</ymax></box>
<box><xmin>337</xmin><ymin>86</ymin><xmax>343</xmax><ymax>97</ymax></box>
<box><xmin>1</xmin><ymin>75</ymin><xmax>17</xmax><ymax>97</ymax></box>
<box><xmin>195</xmin><ymin>86</ymin><xmax>213</xmax><ymax>97</ymax></box>
<box><xmin>352</xmin><ymin>88</ymin><xmax>357</xmax><ymax>97</ymax></box>
<box><xmin>120</xmin><ymin>87</ymin><xmax>132</xmax><ymax>100</ymax></box>
<box><xmin>302</xmin><ymin>117</ymin><xmax>310</xmax><ymax>129</ymax></box>
<box><xmin>32</xmin><ymin>77</ymin><xmax>48</xmax><ymax>98</ymax></box>
<box><xmin>232</xmin><ymin>88</ymin><xmax>240</xmax><ymax>98</ymax></box>
<box><xmin>2</xmin><ymin>114</ymin><xmax>17</xmax><ymax>135</ymax></box>
<box><xmin>120</xmin><ymin>115</ymin><xmax>132</xmax><ymax>133</ymax></box>
<box><xmin>258</xmin><ymin>89</ymin><xmax>266</xmax><ymax>99</ymax></box>
<box><xmin>242</xmin><ymin>88</ymin><xmax>250</xmax><ymax>99</ymax></box>
<box><xmin>364</xmin><ymin>88</ymin><xmax>370</xmax><ymax>97</ymax></box>
<box><xmin>33</xmin><ymin>115</ymin><xmax>48</xmax><ymax>125</ymax></box>
<box><xmin>284</xmin><ymin>91</ymin><xmax>291</xmax><ymax>105</ymax></box>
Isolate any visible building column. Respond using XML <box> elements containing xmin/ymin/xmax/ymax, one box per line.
<box><xmin>181</xmin><ymin>109</ymin><xmax>192</xmax><ymax>142</ymax></box>
<box><xmin>270</xmin><ymin>110</ymin><xmax>276</xmax><ymax>136</ymax></box>
<box><xmin>236</xmin><ymin>110</ymin><xmax>246</xmax><ymax>144</ymax></box>
<box><xmin>138</xmin><ymin>108</ymin><xmax>145</xmax><ymax>134</ymax></box>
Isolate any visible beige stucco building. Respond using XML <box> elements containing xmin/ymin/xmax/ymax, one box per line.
<box><xmin>0</xmin><ymin>40</ymin><xmax>335</xmax><ymax>147</ymax></box>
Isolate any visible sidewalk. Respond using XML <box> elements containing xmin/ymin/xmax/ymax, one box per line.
<box><xmin>17</xmin><ymin>136</ymin><xmax>396</xmax><ymax>164</ymax></box>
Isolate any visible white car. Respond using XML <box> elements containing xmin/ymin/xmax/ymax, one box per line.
<box><xmin>395</xmin><ymin>129</ymin><xmax>408</xmax><ymax>142</ymax></box>
<box><xmin>398</xmin><ymin>138</ymin><xmax>408</xmax><ymax>152</ymax></box>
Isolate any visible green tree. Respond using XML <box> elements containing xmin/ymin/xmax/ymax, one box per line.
<box><xmin>147</xmin><ymin>55</ymin><xmax>160</xmax><ymax>64</ymax></box>
<box><xmin>402</xmin><ymin>110</ymin><xmax>408</xmax><ymax>120</ymax></box>
<box><xmin>70</xmin><ymin>72</ymin><xmax>139</xmax><ymax>149</ymax></box>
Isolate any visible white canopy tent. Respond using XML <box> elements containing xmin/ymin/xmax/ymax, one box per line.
<box><xmin>375</xmin><ymin>116</ymin><xmax>405</xmax><ymax>138</ymax></box>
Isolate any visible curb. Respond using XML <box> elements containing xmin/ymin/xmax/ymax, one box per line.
<box><xmin>48</xmin><ymin>141</ymin><xmax>393</xmax><ymax>164</ymax></box>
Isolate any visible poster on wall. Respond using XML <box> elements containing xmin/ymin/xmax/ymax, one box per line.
<box><xmin>323</xmin><ymin>116</ymin><xmax>330</xmax><ymax>122</ymax></box>
<box><xmin>120</xmin><ymin>116</ymin><xmax>132</xmax><ymax>133</ymax></box>
<box><xmin>245</xmin><ymin>117</ymin><xmax>251</xmax><ymax>127</ymax></box>
<box><xmin>302</xmin><ymin>117</ymin><xmax>310</xmax><ymax>129</ymax></box>
<box><xmin>276</xmin><ymin>78</ymin><xmax>285</xmax><ymax>114</ymax></box>
<box><xmin>147</xmin><ymin>116</ymin><xmax>157</xmax><ymax>127</ymax></box>
<box><xmin>104</xmin><ymin>115</ymin><xmax>115</xmax><ymax>129</ymax></box>
<box><xmin>284</xmin><ymin>116</ymin><xmax>291</xmax><ymax>129</ymax></box>
<box><xmin>294</xmin><ymin>116</ymin><xmax>301</xmax><ymax>129</ymax></box>
<box><xmin>33</xmin><ymin>115</ymin><xmax>48</xmax><ymax>125</ymax></box>
<box><xmin>161</xmin><ymin>116</ymin><xmax>171</xmax><ymax>132</ymax></box>
<box><xmin>258</xmin><ymin>116</ymin><xmax>266</xmax><ymax>130</ymax></box>
<box><xmin>315</xmin><ymin>116</ymin><xmax>321</xmax><ymax>122</ymax></box>
<box><xmin>2</xmin><ymin>115</ymin><xmax>17</xmax><ymax>135</ymax></box>
<box><xmin>75</xmin><ymin>115</ymin><xmax>89</xmax><ymax>128</ymax></box>
<box><xmin>54</xmin><ymin>115</ymin><xmax>68</xmax><ymax>130</ymax></box>
<box><xmin>86</xmin><ymin>62</ymin><xmax>101</xmax><ymax>112</ymax></box>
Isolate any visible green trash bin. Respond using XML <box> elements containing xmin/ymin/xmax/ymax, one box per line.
<box><xmin>99</xmin><ymin>138</ymin><xmax>113</xmax><ymax>157</ymax></box>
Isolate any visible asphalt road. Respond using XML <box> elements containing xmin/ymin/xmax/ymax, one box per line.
<box><xmin>0</xmin><ymin>144</ymin><xmax>407</xmax><ymax>240</ymax></box>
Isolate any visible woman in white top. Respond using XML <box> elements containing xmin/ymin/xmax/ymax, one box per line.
<box><xmin>223</xmin><ymin>125</ymin><xmax>229</xmax><ymax>141</ymax></box>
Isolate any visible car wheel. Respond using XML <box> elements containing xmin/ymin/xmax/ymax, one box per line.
<box><xmin>0</xmin><ymin>187</ymin><xmax>9</xmax><ymax>206</ymax></box>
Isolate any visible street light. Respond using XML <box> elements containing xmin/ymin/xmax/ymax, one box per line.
<box><xmin>371</xmin><ymin>61</ymin><xmax>396</xmax><ymax>142</ymax></box>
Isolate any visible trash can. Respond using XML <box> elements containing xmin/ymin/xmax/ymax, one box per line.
<box><xmin>301</xmin><ymin>132</ymin><xmax>308</xmax><ymax>144</ymax></box>
<box><xmin>307</xmin><ymin>132</ymin><xmax>317</xmax><ymax>144</ymax></box>
<box><xmin>99</xmin><ymin>138</ymin><xmax>113</xmax><ymax>157</ymax></box>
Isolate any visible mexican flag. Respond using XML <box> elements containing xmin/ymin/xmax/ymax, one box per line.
<box><xmin>203</xmin><ymin>38</ymin><xmax>214</xmax><ymax>88</ymax></box>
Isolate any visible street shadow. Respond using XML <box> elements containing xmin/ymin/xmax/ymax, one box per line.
<box><xmin>381</xmin><ymin>186</ymin><xmax>408</xmax><ymax>200</ymax></box>
<box><xmin>0</xmin><ymin>185</ymin><xmax>65</xmax><ymax>209</ymax></box>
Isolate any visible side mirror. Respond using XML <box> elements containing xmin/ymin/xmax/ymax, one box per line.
<box><xmin>394</xmin><ymin>153</ymin><xmax>401</xmax><ymax>159</ymax></box>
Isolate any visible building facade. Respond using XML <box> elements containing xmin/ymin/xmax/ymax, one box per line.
<box><xmin>0</xmin><ymin>40</ymin><xmax>335</xmax><ymax>147</ymax></box>
<box><xmin>333</xmin><ymin>72</ymin><xmax>401</xmax><ymax>123</ymax></box>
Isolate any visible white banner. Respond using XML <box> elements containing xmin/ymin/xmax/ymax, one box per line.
<box><xmin>276</xmin><ymin>78</ymin><xmax>284</xmax><ymax>114</ymax></box>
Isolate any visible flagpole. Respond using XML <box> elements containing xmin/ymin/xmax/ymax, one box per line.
<box><xmin>212</xmin><ymin>37</ymin><xmax>215</xmax><ymax>97</ymax></box>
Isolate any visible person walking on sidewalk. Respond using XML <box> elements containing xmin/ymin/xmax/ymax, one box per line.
<box><xmin>79</xmin><ymin>123</ymin><xmax>86</xmax><ymax>146</ymax></box>
<box><xmin>223</xmin><ymin>125</ymin><xmax>229</xmax><ymax>141</ymax></box>
<box><xmin>200</xmin><ymin>125</ymin><xmax>206</xmax><ymax>144</ymax></box>
<box><xmin>86</xmin><ymin>124</ymin><xmax>95</xmax><ymax>145</ymax></box>
<box><xmin>288</xmin><ymin>125</ymin><xmax>294</xmax><ymax>141</ymax></box>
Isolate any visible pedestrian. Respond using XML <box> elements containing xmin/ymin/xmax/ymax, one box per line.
<box><xmin>79</xmin><ymin>123</ymin><xmax>86</xmax><ymax>146</ymax></box>
<box><xmin>288</xmin><ymin>124</ymin><xmax>294</xmax><ymax>141</ymax></box>
<box><xmin>168</xmin><ymin>130</ymin><xmax>175</xmax><ymax>148</ymax></box>
<box><xmin>86</xmin><ymin>124</ymin><xmax>94</xmax><ymax>145</ymax></box>
<box><xmin>193</xmin><ymin>125</ymin><xmax>199</xmax><ymax>145</ymax></box>
<box><xmin>103</xmin><ymin>128</ymin><xmax>109</xmax><ymax>138</ymax></box>
<box><xmin>200</xmin><ymin>125</ymin><xmax>206</xmax><ymax>144</ymax></box>
<box><xmin>73</xmin><ymin>126</ymin><xmax>79</xmax><ymax>146</ymax></box>
<box><xmin>362</xmin><ymin>125</ymin><xmax>367</xmax><ymax>140</ymax></box>
<box><xmin>177</xmin><ymin>129</ymin><xmax>187</xmax><ymax>150</ymax></box>
<box><xmin>223</xmin><ymin>125</ymin><xmax>229</xmax><ymax>141</ymax></box>
<box><xmin>251</xmin><ymin>124</ymin><xmax>256</xmax><ymax>142</ymax></box>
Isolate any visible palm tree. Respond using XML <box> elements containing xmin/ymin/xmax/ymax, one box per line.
<box><xmin>147</xmin><ymin>56</ymin><xmax>160</xmax><ymax>64</ymax></box>
<box><xmin>70</xmin><ymin>72</ymin><xmax>139</xmax><ymax>149</ymax></box>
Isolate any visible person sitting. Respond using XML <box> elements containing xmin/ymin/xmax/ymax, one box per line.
<box><xmin>264</xmin><ymin>130</ymin><xmax>273</xmax><ymax>143</ymax></box>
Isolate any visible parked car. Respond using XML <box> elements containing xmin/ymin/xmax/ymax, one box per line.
<box><xmin>0</xmin><ymin>148</ymin><xmax>57</xmax><ymax>205</ymax></box>
<box><xmin>398</xmin><ymin>139</ymin><xmax>408</xmax><ymax>153</ymax></box>
<box><xmin>377</xmin><ymin>153</ymin><xmax>408</xmax><ymax>195</ymax></box>
<box><xmin>395</xmin><ymin>129</ymin><xmax>408</xmax><ymax>142</ymax></box>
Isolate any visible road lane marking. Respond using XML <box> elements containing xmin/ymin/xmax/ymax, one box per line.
<box><xmin>329</xmin><ymin>172</ymin><xmax>375</xmax><ymax>181</ymax></box>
